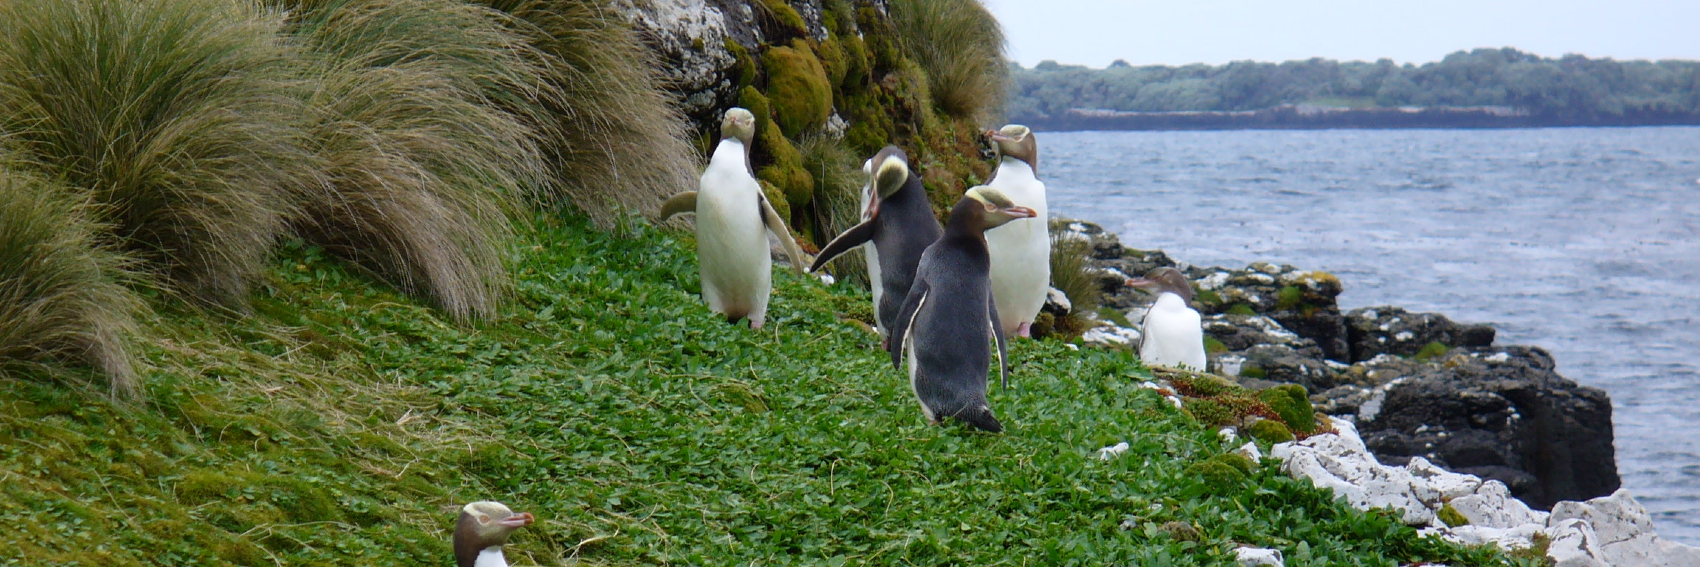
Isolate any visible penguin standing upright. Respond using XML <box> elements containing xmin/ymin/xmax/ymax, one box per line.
<box><xmin>809</xmin><ymin>146</ymin><xmax>943</xmax><ymax>337</ymax></box>
<box><xmin>1129</xmin><ymin>267</ymin><xmax>1207</xmax><ymax>371</ymax></box>
<box><xmin>887</xmin><ymin>187</ymin><xmax>1037</xmax><ymax>433</ymax></box>
<box><xmin>984</xmin><ymin>125</ymin><xmax>1049</xmax><ymax>338</ymax></box>
<box><xmin>660</xmin><ymin>108</ymin><xmax>809</xmax><ymax>329</ymax></box>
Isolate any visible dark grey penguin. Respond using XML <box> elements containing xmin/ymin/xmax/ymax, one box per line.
<box><xmin>810</xmin><ymin>145</ymin><xmax>944</xmax><ymax>339</ymax></box>
<box><xmin>453</xmin><ymin>501</ymin><xmax>533</xmax><ymax>567</ymax></box>
<box><xmin>886</xmin><ymin>186</ymin><xmax>1037</xmax><ymax>433</ymax></box>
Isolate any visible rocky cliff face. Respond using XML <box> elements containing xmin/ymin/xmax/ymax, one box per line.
<box><xmin>1059</xmin><ymin>218</ymin><xmax>1622</xmax><ymax>508</ymax></box>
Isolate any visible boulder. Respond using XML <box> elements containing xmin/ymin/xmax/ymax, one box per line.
<box><xmin>1358</xmin><ymin>346</ymin><xmax>1620</xmax><ymax>509</ymax></box>
<box><xmin>1345</xmin><ymin>306</ymin><xmax>1496</xmax><ymax>363</ymax></box>
<box><xmin>1548</xmin><ymin>489</ymin><xmax>1700</xmax><ymax>567</ymax></box>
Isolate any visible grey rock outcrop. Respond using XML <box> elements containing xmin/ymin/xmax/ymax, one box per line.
<box><xmin>1346</xmin><ymin>305</ymin><xmax>1496</xmax><ymax>362</ymax></box>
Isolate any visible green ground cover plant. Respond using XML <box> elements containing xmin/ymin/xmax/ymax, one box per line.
<box><xmin>1</xmin><ymin>216</ymin><xmax>1524</xmax><ymax>566</ymax></box>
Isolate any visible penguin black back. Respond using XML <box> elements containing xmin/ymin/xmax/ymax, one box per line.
<box><xmin>810</xmin><ymin>146</ymin><xmax>943</xmax><ymax>331</ymax></box>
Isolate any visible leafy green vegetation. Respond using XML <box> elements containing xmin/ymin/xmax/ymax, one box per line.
<box><xmin>1011</xmin><ymin>47</ymin><xmax>1700</xmax><ymax>124</ymax></box>
<box><xmin>1</xmin><ymin>216</ymin><xmax>1519</xmax><ymax>565</ymax></box>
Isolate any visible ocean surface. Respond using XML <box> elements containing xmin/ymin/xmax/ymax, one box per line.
<box><xmin>1041</xmin><ymin>127</ymin><xmax>1700</xmax><ymax>544</ymax></box>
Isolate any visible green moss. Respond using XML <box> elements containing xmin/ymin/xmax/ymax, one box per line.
<box><xmin>1158</xmin><ymin>521</ymin><xmax>1202</xmax><ymax>542</ymax></box>
<box><xmin>1182</xmin><ymin>398</ymin><xmax>1232</xmax><ymax>427</ymax></box>
<box><xmin>1226</xmin><ymin>303</ymin><xmax>1258</xmax><ymax>316</ymax></box>
<box><xmin>763</xmin><ymin>40</ymin><xmax>833</xmax><ymax>138</ymax></box>
<box><xmin>1194</xmin><ymin>287</ymin><xmax>1223</xmax><ymax>306</ymax></box>
<box><xmin>1413</xmin><ymin>341</ymin><xmax>1450</xmax><ymax>361</ymax></box>
<box><xmin>1239</xmin><ymin>364</ymin><xmax>1267</xmax><ymax>379</ymax></box>
<box><xmin>816</xmin><ymin>36</ymin><xmax>848</xmax><ymax>88</ymax></box>
<box><xmin>1276</xmin><ymin>285</ymin><xmax>1304</xmax><ymax>310</ymax></box>
<box><xmin>856</xmin><ymin>7</ymin><xmax>902</xmax><ymax>71</ymax></box>
<box><xmin>757</xmin><ymin>0</ymin><xmax>808</xmax><ymax>39</ymax></box>
<box><xmin>1029</xmin><ymin>311</ymin><xmax>1056</xmax><ymax>339</ymax></box>
<box><xmin>1246</xmin><ymin>419</ymin><xmax>1294</xmax><ymax>444</ymax></box>
<box><xmin>1203</xmin><ymin>336</ymin><xmax>1229</xmax><ymax>354</ymax></box>
<box><xmin>725</xmin><ymin>38</ymin><xmax>758</xmax><ymax>89</ymax></box>
<box><xmin>739</xmin><ymin>86</ymin><xmax>774</xmax><ymax>141</ymax></box>
<box><xmin>1185</xmin><ymin>458</ymin><xmax>1248</xmax><ymax>492</ymax></box>
<box><xmin>1097</xmin><ymin>307</ymin><xmax>1132</xmax><ymax>328</ymax></box>
<box><xmin>1257</xmin><ymin>384</ymin><xmax>1316</xmax><ymax>433</ymax></box>
<box><xmin>1509</xmin><ymin>533</ymin><xmax>1554</xmax><ymax>564</ymax></box>
<box><xmin>836</xmin><ymin>31</ymin><xmax>870</xmax><ymax>89</ymax></box>
<box><xmin>758</xmin><ymin>179</ymin><xmax>791</xmax><ymax>221</ymax></box>
<box><xmin>1438</xmin><ymin>504</ymin><xmax>1469</xmax><ymax>528</ymax></box>
<box><xmin>743</xmin><ymin>86</ymin><xmax>814</xmax><ymax>210</ymax></box>
<box><xmin>1171</xmin><ymin>372</ymin><xmax>1244</xmax><ymax>397</ymax></box>
<box><xmin>1211</xmin><ymin>453</ymin><xmax>1257</xmax><ymax>475</ymax></box>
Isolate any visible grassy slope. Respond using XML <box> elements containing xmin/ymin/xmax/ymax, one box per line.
<box><xmin>0</xmin><ymin>216</ymin><xmax>1513</xmax><ymax>566</ymax></box>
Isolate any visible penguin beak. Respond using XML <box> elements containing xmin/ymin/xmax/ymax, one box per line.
<box><xmin>999</xmin><ymin>206</ymin><xmax>1037</xmax><ymax>219</ymax></box>
<box><xmin>496</xmin><ymin>512</ymin><xmax>534</xmax><ymax>528</ymax></box>
<box><xmin>988</xmin><ymin>130</ymin><xmax>1015</xmax><ymax>143</ymax></box>
<box><xmin>1125</xmin><ymin>277</ymin><xmax>1158</xmax><ymax>294</ymax></box>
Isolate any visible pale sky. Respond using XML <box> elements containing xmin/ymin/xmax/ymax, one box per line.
<box><xmin>981</xmin><ymin>0</ymin><xmax>1700</xmax><ymax>68</ymax></box>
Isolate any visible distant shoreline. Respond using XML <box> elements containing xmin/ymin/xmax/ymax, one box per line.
<box><xmin>1019</xmin><ymin>105</ymin><xmax>1700</xmax><ymax>132</ymax></box>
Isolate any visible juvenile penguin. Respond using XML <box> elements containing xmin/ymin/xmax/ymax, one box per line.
<box><xmin>984</xmin><ymin>124</ymin><xmax>1050</xmax><ymax>338</ymax></box>
<box><xmin>660</xmin><ymin>107</ymin><xmax>810</xmax><ymax>329</ymax></box>
<box><xmin>887</xmin><ymin>187</ymin><xmax>1037</xmax><ymax>433</ymax></box>
<box><xmin>453</xmin><ymin>501</ymin><xmax>534</xmax><ymax>567</ymax></box>
<box><xmin>1129</xmin><ymin>267</ymin><xmax>1207</xmax><ymax>371</ymax></box>
<box><xmin>809</xmin><ymin>146</ymin><xmax>943</xmax><ymax>337</ymax></box>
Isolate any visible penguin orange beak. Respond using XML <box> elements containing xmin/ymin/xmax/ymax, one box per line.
<box><xmin>1125</xmin><ymin>277</ymin><xmax>1159</xmax><ymax>293</ymax></box>
<box><xmin>496</xmin><ymin>512</ymin><xmax>535</xmax><ymax>528</ymax></box>
<box><xmin>987</xmin><ymin>130</ymin><xmax>1015</xmax><ymax>142</ymax></box>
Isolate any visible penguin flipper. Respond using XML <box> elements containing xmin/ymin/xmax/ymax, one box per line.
<box><xmin>988</xmin><ymin>297</ymin><xmax>1009</xmax><ymax>389</ymax></box>
<box><xmin>659</xmin><ymin>191</ymin><xmax>697</xmax><ymax>220</ymax></box>
<box><xmin>888</xmin><ymin>279</ymin><xmax>929</xmax><ymax>370</ymax></box>
<box><xmin>757</xmin><ymin>192</ymin><xmax>811</xmax><ymax>275</ymax></box>
<box><xmin>809</xmin><ymin>219</ymin><xmax>876</xmax><ymax>273</ymax></box>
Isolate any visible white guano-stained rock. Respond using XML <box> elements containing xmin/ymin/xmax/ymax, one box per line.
<box><xmin>1546</xmin><ymin>518</ymin><xmax>1610</xmax><ymax>567</ymax></box>
<box><xmin>1233</xmin><ymin>546</ymin><xmax>1284</xmax><ymax>567</ymax></box>
<box><xmin>1270</xmin><ymin>419</ymin><xmax>1435</xmax><ymax>526</ymax></box>
<box><xmin>1548</xmin><ymin>489</ymin><xmax>1700</xmax><ymax>567</ymax></box>
<box><xmin>1448</xmin><ymin>480</ymin><xmax>1546</xmax><ymax>529</ymax></box>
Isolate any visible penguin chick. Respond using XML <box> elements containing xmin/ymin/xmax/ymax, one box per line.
<box><xmin>659</xmin><ymin>107</ymin><xmax>810</xmax><ymax>329</ymax></box>
<box><xmin>809</xmin><ymin>145</ymin><xmax>943</xmax><ymax>338</ymax></box>
<box><xmin>1129</xmin><ymin>267</ymin><xmax>1207</xmax><ymax>371</ymax></box>
<box><xmin>887</xmin><ymin>187</ymin><xmax>1037</xmax><ymax>433</ymax></box>
<box><xmin>984</xmin><ymin>124</ymin><xmax>1049</xmax><ymax>339</ymax></box>
<box><xmin>454</xmin><ymin>501</ymin><xmax>534</xmax><ymax>567</ymax></box>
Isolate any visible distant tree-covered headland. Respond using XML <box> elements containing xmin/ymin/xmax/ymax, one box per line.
<box><xmin>1008</xmin><ymin>47</ymin><xmax>1700</xmax><ymax>131</ymax></box>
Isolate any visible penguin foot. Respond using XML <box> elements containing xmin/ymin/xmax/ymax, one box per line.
<box><xmin>1016</xmin><ymin>322</ymin><xmax>1032</xmax><ymax>338</ymax></box>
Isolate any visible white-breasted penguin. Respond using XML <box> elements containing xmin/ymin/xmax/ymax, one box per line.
<box><xmin>1129</xmin><ymin>267</ymin><xmax>1207</xmax><ymax>371</ymax></box>
<box><xmin>660</xmin><ymin>107</ymin><xmax>810</xmax><ymax>329</ymax></box>
<box><xmin>887</xmin><ymin>187</ymin><xmax>1036</xmax><ymax>433</ymax></box>
<box><xmin>453</xmin><ymin>501</ymin><xmax>534</xmax><ymax>567</ymax></box>
<box><xmin>809</xmin><ymin>145</ymin><xmax>943</xmax><ymax>337</ymax></box>
<box><xmin>984</xmin><ymin>124</ymin><xmax>1049</xmax><ymax>339</ymax></box>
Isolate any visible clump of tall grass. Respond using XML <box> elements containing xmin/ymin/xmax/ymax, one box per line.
<box><xmin>800</xmin><ymin>134</ymin><xmax>871</xmax><ymax>285</ymax></box>
<box><xmin>887</xmin><ymin>0</ymin><xmax>1009</xmax><ymax>122</ymax></box>
<box><xmin>0</xmin><ymin>0</ymin><xmax>308</xmax><ymax>308</ymax></box>
<box><xmin>0</xmin><ymin>160</ymin><xmax>144</xmax><ymax>398</ymax></box>
<box><xmin>284</xmin><ymin>0</ymin><xmax>550</xmax><ymax>322</ymax></box>
<box><xmin>1046</xmin><ymin>225</ymin><xmax>1102</xmax><ymax>339</ymax></box>
<box><xmin>481</xmin><ymin>0</ymin><xmax>700</xmax><ymax>227</ymax></box>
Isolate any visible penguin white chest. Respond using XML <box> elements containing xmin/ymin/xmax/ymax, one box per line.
<box><xmin>1140</xmin><ymin>293</ymin><xmax>1206</xmax><ymax>371</ymax></box>
<box><xmin>474</xmin><ymin>547</ymin><xmax>508</xmax><ymax>567</ymax></box>
<box><xmin>985</xmin><ymin>160</ymin><xmax>1050</xmax><ymax>333</ymax></box>
<box><xmin>695</xmin><ymin>141</ymin><xmax>772</xmax><ymax>317</ymax></box>
<box><xmin>858</xmin><ymin>181</ymin><xmax>884</xmax><ymax>332</ymax></box>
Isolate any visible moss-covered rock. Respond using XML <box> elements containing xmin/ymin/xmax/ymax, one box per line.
<box><xmin>1246</xmin><ymin>419</ymin><xmax>1295</xmax><ymax>444</ymax></box>
<box><xmin>726</xmin><ymin>38</ymin><xmax>758</xmax><ymax>90</ymax></box>
<box><xmin>1438</xmin><ymin>503</ymin><xmax>1469</xmax><ymax>527</ymax></box>
<box><xmin>1185</xmin><ymin>454</ymin><xmax>1251</xmax><ymax>492</ymax></box>
<box><xmin>1158</xmin><ymin>521</ymin><xmax>1202</xmax><ymax>542</ymax></box>
<box><xmin>763</xmin><ymin>40</ymin><xmax>832</xmax><ymax>138</ymax></box>
<box><xmin>756</xmin><ymin>0</ymin><xmax>808</xmax><ymax>39</ymax></box>
<box><xmin>1413</xmin><ymin>340</ymin><xmax>1450</xmax><ymax>361</ymax></box>
<box><xmin>1183</xmin><ymin>398</ymin><xmax>1232</xmax><ymax>427</ymax></box>
<box><xmin>1257</xmin><ymin>384</ymin><xmax>1315</xmax><ymax>433</ymax></box>
<box><xmin>758</xmin><ymin>179</ymin><xmax>791</xmax><ymax>221</ymax></box>
<box><xmin>816</xmin><ymin>36</ymin><xmax>848</xmax><ymax>88</ymax></box>
<box><xmin>739</xmin><ymin>86</ymin><xmax>774</xmax><ymax>142</ymax></box>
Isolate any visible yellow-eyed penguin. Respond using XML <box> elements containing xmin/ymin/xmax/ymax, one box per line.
<box><xmin>809</xmin><ymin>145</ymin><xmax>943</xmax><ymax>338</ymax></box>
<box><xmin>984</xmin><ymin>125</ymin><xmax>1049</xmax><ymax>338</ymax></box>
<box><xmin>1129</xmin><ymin>267</ymin><xmax>1206</xmax><ymax>371</ymax></box>
<box><xmin>660</xmin><ymin>108</ymin><xmax>810</xmax><ymax>329</ymax></box>
<box><xmin>887</xmin><ymin>187</ymin><xmax>1036</xmax><ymax>432</ymax></box>
<box><xmin>453</xmin><ymin>501</ymin><xmax>534</xmax><ymax>567</ymax></box>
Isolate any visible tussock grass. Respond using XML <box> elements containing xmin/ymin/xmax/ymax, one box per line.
<box><xmin>284</xmin><ymin>0</ymin><xmax>549</xmax><ymax>322</ymax></box>
<box><xmin>800</xmin><ymin>134</ymin><xmax>871</xmax><ymax>282</ymax></box>
<box><xmin>0</xmin><ymin>160</ymin><xmax>143</xmax><ymax>399</ymax></box>
<box><xmin>888</xmin><ymin>0</ymin><xmax>1009</xmax><ymax>122</ymax></box>
<box><xmin>0</xmin><ymin>0</ymin><xmax>308</xmax><ymax>308</ymax></box>
<box><xmin>1049</xmin><ymin>222</ymin><xmax>1103</xmax><ymax>337</ymax></box>
<box><xmin>483</xmin><ymin>0</ymin><xmax>700</xmax><ymax>226</ymax></box>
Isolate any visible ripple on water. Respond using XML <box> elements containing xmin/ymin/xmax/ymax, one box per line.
<box><xmin>1044</xmin><ymin>127</ymin><xmax>1700</xmax><ymax>545</ymax></box>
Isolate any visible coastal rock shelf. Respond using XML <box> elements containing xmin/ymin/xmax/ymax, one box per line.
<box><xmin>1058</xmin><ymin>218</ymin><xmax>1622</xmax><ymax>508</ymax></box>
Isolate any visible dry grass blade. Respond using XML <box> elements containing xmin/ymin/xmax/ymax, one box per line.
<box><xmin>0</xmin><ymin>0</ymin><xmax>308</xmax><ymax>309</ymax></box>
<box><xmin>482</xmin><ymin>0</ymin><xmax>700</xmax><ymax>227</ymax></box>
<box><xmin>285</xmin><ymin>0</ymin><xmax>550</xmax><ymax>322</ymax></box>
<box><xmin>0</xmin><ymin>159</ymin><xmax>144</xmax><ymax>399</ymax></box>
<box><xmin>888</xmin><ymin>0</ymin><xmax>1009</xmax><ymax>122</ymax></box>
<box><xmin>800</xmin><ymin>133</ymin><xmax>871</xmax><ymax>285</ymax></box>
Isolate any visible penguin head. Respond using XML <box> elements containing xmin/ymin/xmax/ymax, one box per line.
<box><xmin>1127</xmin><ymin>267</ymin><xmax>1195</xmax><ymax>304</ymax></box>
<box><xmin>721</xmin><ymin>107</ymin><xmax>757</xmax><ymax>146</ymax></box>
<box><xmin>871</xmin><ymin>145</ymin><xmax>910</xmax><ymax>200</ymax></box>
<box><xmin>987</xmin><ymin>124</ymin><xmax>1038</xmax><ymax>172</ymax></box>
<box><xmin>454</xmin><ymin>501</ymin><xmax>533</xmax><ymax>567</ymax></box>
<box><xmin>963</xmin><ymin>186</ymin><xmax>1037</xmax><ymax>229</ymax></box>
